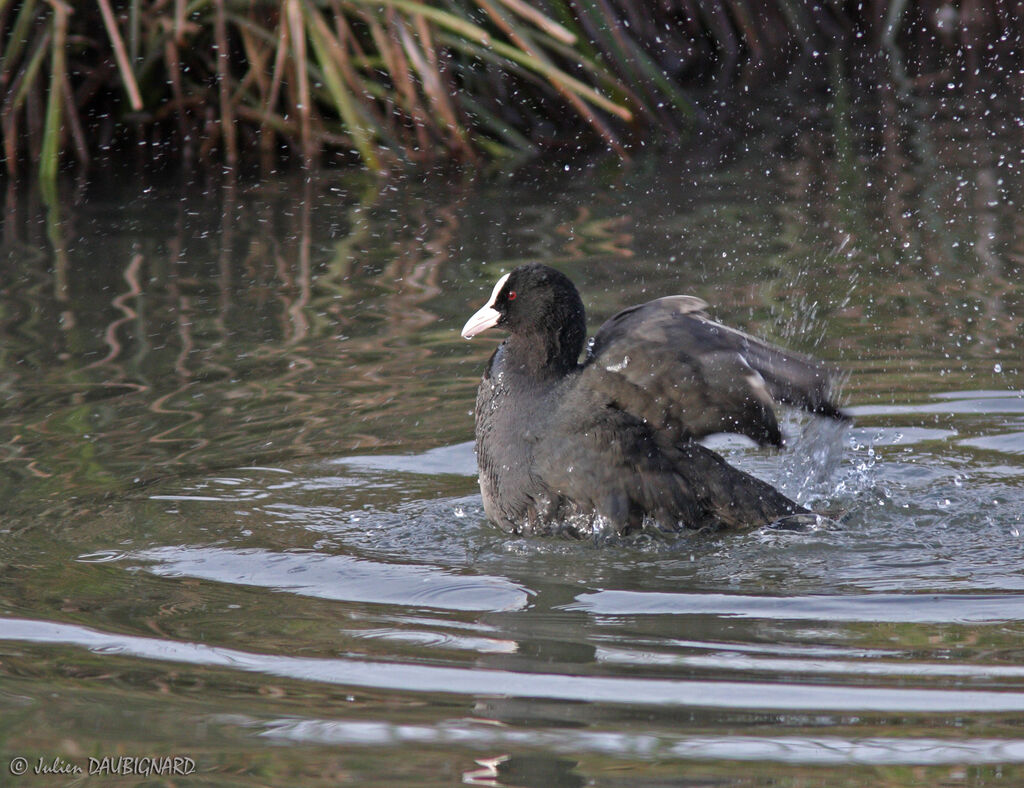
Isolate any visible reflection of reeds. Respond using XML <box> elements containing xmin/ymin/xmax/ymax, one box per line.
<box><xmin>3</xmin><ymin>1</ymin><xmax>1021</xmax><ymax>185</ymax></box>
<box><xmin>0</xmin><ymin>85</ymin><xmax>1021</xmax><ymax>512</ymax></box>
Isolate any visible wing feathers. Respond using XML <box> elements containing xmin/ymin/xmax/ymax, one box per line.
<box><xmin>583</xmin><ymin>296</ymin><xmax>847</xmax><ymax>447</ymax></box>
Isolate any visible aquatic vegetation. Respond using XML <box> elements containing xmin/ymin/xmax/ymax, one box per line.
<box><xmin>1</xmin><ymin>1</ymin><xmax>1021</xmax><ymax>184</ymax></box>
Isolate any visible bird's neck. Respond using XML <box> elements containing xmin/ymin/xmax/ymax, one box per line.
<box><xmin>504</xmin><ymin>325</ymin><xmax>584</xmax><ymax>380</ymax></box>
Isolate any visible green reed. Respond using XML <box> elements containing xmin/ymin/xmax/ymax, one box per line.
<box><xmin>1</xmin><ymin>0</ymin><xmax>1020</xmax><ymax>188</ymax></box>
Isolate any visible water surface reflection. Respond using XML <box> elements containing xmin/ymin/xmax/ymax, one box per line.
<box><xmin>0</xmin><ymin>91</ymin><xmax>1023</xmax><ymax>785</ymax></box>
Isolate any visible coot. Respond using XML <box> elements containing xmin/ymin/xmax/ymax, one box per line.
<box><xmin>462</xmin><ymin>264</ymin><xmax>848</xmax><ymax>535</ymax></box>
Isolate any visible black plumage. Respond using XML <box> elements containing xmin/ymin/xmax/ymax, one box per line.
<box><xmin>461</xmin><ymin>264</ymin><xmax>848</xmax><ymax>536</ymax></box>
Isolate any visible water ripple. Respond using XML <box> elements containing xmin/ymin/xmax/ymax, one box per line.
<box><xmin>7</xmin><ymin>617</ymin><xmax>1024</xmax><ymax>712</ymax></box>
<box><xmin>566</xmin><ymin>590</ymin><xmax>1024</xmax><ymax>622</ymax></box>
<box><xmin>849</xmin><ymin>393</ymin><xmax>1024</xmax><ymax>417</ymax></box>
<box><xmin>255</xmin><ymin>716</ymin><xmax>1024</xmax><ymax>766</ymax></box>
<box><xmin>595</xmin><ymin>645</ymin><xmax>1024</xmax><ymax>678</ymax></box>
<box><xmin>129</xmin><ymin>546</ymin><xmax>530</xmax><ymax>612</ymax></box>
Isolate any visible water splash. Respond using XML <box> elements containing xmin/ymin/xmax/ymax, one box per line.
<box><xmin>776</xmin><ymin>416</ymin><xmax>852</xmax><ymax>505</ymax></box>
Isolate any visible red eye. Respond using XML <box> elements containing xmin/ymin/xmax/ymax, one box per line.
<box><xmin>508</xmin><ymin>291</ymin><xmax>517</xmax><ymax>301</ymax></box>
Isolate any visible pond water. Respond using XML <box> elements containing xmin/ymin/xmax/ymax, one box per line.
<box><xmin>2</xmin><ymin>88</ymin><xmax>1024</xmax><ymax>786</ymax></box>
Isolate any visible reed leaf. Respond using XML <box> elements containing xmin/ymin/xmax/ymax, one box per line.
<box><xmin>96</xmin><ymin>0</ymin><xmax>143</xmax><ymax>110</ymax></box>
<box><xmin>346</xmin><ymin>0</ymin><xmax>633</xmax><ymax>121</ymax></box>
<box><xmin>574</xmin><ymin>0</ymin><xmax>693</xmax><ymax>120</ymax></box>
<box><xmin>285</xmin><ymin>0</ymin><xmax>314</xmax><ymax>163</ymax></box>
<box><xmin>302</xmin><ymin>0</ymin><xmax>383</xmax><ymax>169</ymax></box>
<box><xmin>497</xmin><ymin>0</ymin><xmax>576</xmax><ymax>45</ymax></box>
<box><xmin>3</xmin><ymin>26</ymin><xmax>50</xmax><ymax>172</ymax></box>
<box><xmin>1</xmin><ymin>0</ymin><xmax>39</xmax><ymax>89</ymax></box>
<box><xmin>39</xmin><ymin>0</ymin><xmax>67</xmax><ymax>197</ymax></box>
<box><xmin>458</xmin><ymin>90</ymin><xmax>537</xmax><ymax>155</ymax></box>
<box><xmin>405</xmin><ymin>13</ymin><xmax>473</xmax><ymax>155</ymax></box>
<box><xmin>213</xmin><ymin>0</ymin><xmax>238</xmax><ymax>166</ymax></box>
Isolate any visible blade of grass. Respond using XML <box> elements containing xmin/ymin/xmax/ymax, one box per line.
<box><xmin>301</xmin><ymin>0</ymin><xmax>382</xmax><ymax>170</ymax></box>
<box><xmin>234</xmin><ymin>102</ymin><xmax>354</xmax><ymax>148</ymax></box>
<box><xmin>576</xmin><ymin>0</ymin><xmax>694</xmax><ymax>120</ymax></box>
<box><xmin>173</xmin><ymin>0</ymin><xmax>185</xmax><ymax>43</ymax></box>
<box><xmin>1</xmin><ymin>0</ymin><xmax>39</xmax><ymax>90</ymax></box>
<box><xmin>61</xmin><ymin>62</ymin><xmax>88</xmax><ymax>166</ymax></box>
<box><xmin>128</xmin><ymin>0</ymin><xmax>139</xmax><ymax>64</ymax></box>
<box><xmin>475</xmin><ymin>0</ymin><xmax>625</xmax><ymax>152</ymax></box>
<box><xmin>261</xmin><ymin>14</ymin><xmax>290</xmax><ymax>165</ymax></box>
<box><xmin>2</xmin><ymin>27</ymin><xmax>50</xmax><ymax>173</ymax></box>
<box><xmin>458</xmin><ymin>90</ymin><xmax>537</xmax><ymax>154</ymax></box>
<box><xmin>290</xmin><ymin>16</ymin><xmax>408</xmax><ymax>163</ymax></box>
<box><xmin>219</xmin><ymin>9</ymin><xmax>294</xmax><ymax>161</ymax></box>
<box><xmin>236</xmin><ymin>25</ymin><xmax>271</xmax><ymax>104</ymax></box>
<box><xmin>496</xmin><ymin>0</ymin><xmax>576</xmax><ymax>45</ymax></box>
<box><xmin>40</xmin><ymin>0</ymin><xmax>70</xmax><ymax>201</ymax></box>
<box><xmin>285</xmin><ymin>0</ymin><xmax>314</xmax><ymax>164</ymax></box>
<box><xmin>324</xmin><ymin>8</ymin><xmax>391</xmax><ymax>134</ymax></box>
<box><xmin>96</xmin><ymin>0</ymin><xmax>143</xmax><ymax>110</ymax></box>
<box><xmin>161</xmin><ymin>26</ymin><xmax>192</xmax><ymax>159</ymax></box>
<box><xmin>436</xmin><ymin>29</ymin><xmax>545</xmax><ymax>86</ymax></box>
<box><xmin>364</xmin><ymin>11</ymin><xmax>431</xmax><ymax>150</ymax></box>
<box><xmin>346</xmin><ymin>0</ymin><xmax>632</xmax><ymax>122</ymax></box>
<box><xmin>213</xmin><ymin>0</ymin><xmax>238</xmax><ymax>166</ymax></box>
<box><xmin>403</xmin><ymin>13</ymin><xmax>473</xmax><ymax>155</ymax></box>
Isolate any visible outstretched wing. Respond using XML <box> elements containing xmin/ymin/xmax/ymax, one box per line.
<box><xmin>580</xmin><ymin>295</ymin><xmax>847</xmax><ymax>447</ymax></box>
